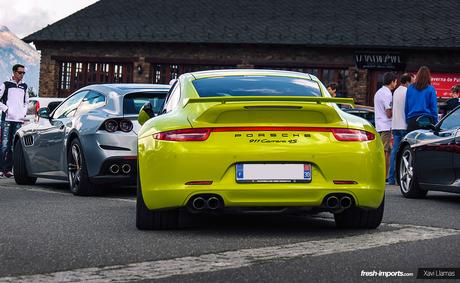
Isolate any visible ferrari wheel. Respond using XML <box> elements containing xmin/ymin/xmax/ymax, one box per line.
<box><xmin>136</xmin><ymin>170</ymin><xmax>180</xmax><ymax>230</ymax></box>
<box><xmin>398</xmin><ymin>145</ymin><xmax>427</xmax><ymax>198</ymax></box>
<box><xmin>13</xmin><ymin>140</ymin><xmax>37</xmax><ymax>185</ymax></box>
<box><xmin>334</xmin><ymin>198</ymin><xmax>384</xmax><ymax>229</ymax></box>
<box><xmin>67</xmin><ymin>139</ymin><xmax>97</xmax><ymax>196</ymax></box>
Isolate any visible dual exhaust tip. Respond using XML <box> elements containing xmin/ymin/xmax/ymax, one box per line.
<box><xmin>325</xmin><ymin>195</ymin><xmax>352</xmax><ymax>210</ymax></box>
<box><xmin>109</xmin><ymin>163</ymin><xmax>132</xmax><ymax>175</ymax></box>
<box><xmin>191</xmin><ymin>196</ymin><xmax>222</xmax><ymax>211</ymax></box>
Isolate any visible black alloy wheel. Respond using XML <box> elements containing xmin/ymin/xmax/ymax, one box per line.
<box><xmin>67</xmin><ymin>139</ymin><xmax>97</xmax><ymax>196</ymax></box>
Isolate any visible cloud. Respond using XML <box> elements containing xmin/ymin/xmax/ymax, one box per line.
<box><xmin>0</xmin><ymin>0</ymin><xmax>99</xmax><ymax>38</ymax></box>
<box><xmin>1</xmin><ymin>9</ymin><xmax>54</xmax><ymax>38</ymax></box>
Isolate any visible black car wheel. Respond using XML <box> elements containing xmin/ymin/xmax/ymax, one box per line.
<box><xmin>398</xmin><ymin>145</ymin><xmax>427</xmax><ymax>198</ymax></box>
<box><xmin>334</xmin><ymin>197</ymin><xmax>384</xmax><ymax>229</ymax></box>
<box><xmin>13</xmin><ymin>140</ymin><xmax>37</xmax><ymax>185</ymax></box>
<box><xmin>67</xmin><ymin>139</ymin><xmax>97</xmax><ymax>196</ymax></box>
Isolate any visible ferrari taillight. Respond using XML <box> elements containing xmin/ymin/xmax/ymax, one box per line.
<box><xmin>35</xmin><ymin>101</ymin><xmax>40</xmax><ymax>113</ymax></box>
<box><xmin>331</xmin><ymin>128</ymin><xmax>375</xmax><ymax>141</ymax></box>
<box><xmin>100</xmin><ymin>119</ymin><xmax>133</xmax><ymax>133</ymax></box>
<box><xmin>153</xmin><ymin>128</ymin><xmax>211</xmax><ymax>141</ymax></box>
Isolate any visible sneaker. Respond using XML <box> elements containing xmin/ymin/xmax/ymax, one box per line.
<box><xmin>0</xmin><ymin>172</ymin><xmax>4</xmax><ymax>178</ymax></box>
<box><xmin>4</xmin><ymin>171</ymin><xmax>13</xmax><ymax>178</ymax></box>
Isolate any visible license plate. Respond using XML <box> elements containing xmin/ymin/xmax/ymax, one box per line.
<box><xmin>236</xmin><ymin>163</ymin><xmax>311</xmax><ymax>183</ymax></box>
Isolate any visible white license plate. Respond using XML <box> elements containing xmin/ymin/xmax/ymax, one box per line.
<box><xmin>236</xmin><ymin>163</ymin><xmax>312</xmax><ymax>183</ymax></box>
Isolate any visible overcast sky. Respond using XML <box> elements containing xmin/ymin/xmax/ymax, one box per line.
<box><xmin>0</xmin><ymin>0</ymin><xmax>99</xmax><ymax>38</ymax></box>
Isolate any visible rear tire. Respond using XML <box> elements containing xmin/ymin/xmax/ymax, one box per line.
<box><xmin>398</xmin><ymin>145</ymin><xmax>427</xmax><ymax>198</ymax></box>
<box><xmin>334</xmin><ymin>198</ymin><xmax>384</xmax><ymax>229</ymax></box>
<box><xmin>13</xmin><ymin>140</ymin><xmax>37</xmax><ymax>185</ymax></box>
<box><xmin>67</xmin><ymin>138</ymin><xmax>97</xmax><ymax>196</ymax></box>
<box><xmin>136</xmin><ymin>169</ymin><xmax>180</xmax><ymax>230</ymax></box>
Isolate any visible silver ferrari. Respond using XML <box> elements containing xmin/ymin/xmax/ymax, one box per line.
<box><xmin>13</xmin><ymin>84</ymin><xmax>170</xmax><ymax>195</ymax></box>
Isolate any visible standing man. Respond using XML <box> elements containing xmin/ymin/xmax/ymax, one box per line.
<box><xmin>374</xmin><ymin>72</ymin><xmax>397</xmax><ymax>183</ymax></box>
<box><xmin>0</xmin><ymin>64</ymin><xmax>29</xmax><ymax>178</ymax></box>
<box><xmin>387</xmin><ymin>73</ymin><xmax>414</xmax><ymax>185</ymax></box>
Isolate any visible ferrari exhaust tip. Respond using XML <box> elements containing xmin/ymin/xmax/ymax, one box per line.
<box><xmin>192</xmin><ymin>197</ymin><xmax>206</xmax><ymax>210</ymax></box>
<box><xmin>121</xmin><ymin>164</ymin><xmax>131</xmax><ymax>174</ymax></box>
<box><xmin>109</xmin><ymin>164</ymin><xmax>120</xmax><ymax>174</ymax></box>
<box><xmin>326</xmin><ymin>196</ymin><xmax>340</xmax><ymax>209</ymax></box>
<box><xmin>340</xmin><ymin>196</ymin><xmax>352</xmax><ymax>209</ymax></box>
<box><xmin>207</xmin><ymin>197</ymin><xmax>221</xmax><ymax>210</ymax></box>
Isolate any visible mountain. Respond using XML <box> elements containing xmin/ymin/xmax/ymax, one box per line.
<box><xmin>0</xmin><ymin>26</ymin><xmax>40</xmax><ymax>95</ymax></box>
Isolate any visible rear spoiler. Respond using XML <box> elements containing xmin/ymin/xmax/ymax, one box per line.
<box><xmin>184</xmin><ymin>96</ymin><xmax>355</xmax><ymax>107</ymax></box>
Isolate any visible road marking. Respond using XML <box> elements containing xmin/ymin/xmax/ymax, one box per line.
<box><xmin>0</xmin><ymin>224</ymin><xmax>458</xmax><ymax>283</ymax></box>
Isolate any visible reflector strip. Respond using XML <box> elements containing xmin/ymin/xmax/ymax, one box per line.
<box><xmin>333</xmin><ymin>180</ymin><xmax>358</xmax><ymax>185</ymax></box>
<box><xmin>185</xmin><ymin>181</ymin><xmax>213</xmax><ymax>185</ymax></box>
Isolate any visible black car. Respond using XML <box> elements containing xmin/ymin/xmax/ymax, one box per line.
<box><xmin>396</xmin><ymin>105</ymin><xmax>460</xmax><ymax>198</ymax></box>
<box><xmin>342</xmin><ymin>105</ymin><xmax>375</xmax><ymax>127</ymax></box>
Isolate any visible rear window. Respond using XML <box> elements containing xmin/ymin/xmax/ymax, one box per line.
<box><xmin>123</xmin><ymin>92</ymin><xmax>167</xmax><ymax>115</ymax></box>
<box><xmin>192</xmin><ymin>76</ymin><xmax>321</xmax><ymax>97</ymax></box>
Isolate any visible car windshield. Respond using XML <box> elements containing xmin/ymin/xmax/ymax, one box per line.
<box><xmin>123</xmin><ymin>92</ymin><xmax>166</xmax><ymax>115</ymax></box>
<box><xmin>192</xmin><ymin>76</ymin><xmax>321</xmax><ymax>97</ymax></box>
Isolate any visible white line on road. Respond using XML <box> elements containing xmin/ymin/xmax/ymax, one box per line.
<box><xmin>0</xmin><ymin>224</ymin><xmax>458</xmax><ymax>283</ymax></box>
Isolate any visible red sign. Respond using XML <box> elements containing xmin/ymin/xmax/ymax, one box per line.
<box><xmin>431</xmin><ymin>73</ymin><xmax>460</xmax><ymax>98</ymax></box>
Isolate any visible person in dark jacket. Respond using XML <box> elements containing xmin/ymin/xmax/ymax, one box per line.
<box><xmin>405</xmin><ymin>66</ymin><xmax>438</xmax><ymax>132</ymax></box>
<box><xmin>445</xmin><ymin>84</ymin><xmax>460</xmax><ymax>113</ymax></box>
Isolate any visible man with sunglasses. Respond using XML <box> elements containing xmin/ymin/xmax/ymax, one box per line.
<box><xmin>0</xmin><ymin>64</ymin><xmax>29</xmax><ymax>178</ymax></box>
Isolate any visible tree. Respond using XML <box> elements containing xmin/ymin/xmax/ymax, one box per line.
<box><xmin>28</xmin><ymin>87</ymin><xmax>37</xmax><ymax>97</ymax></box>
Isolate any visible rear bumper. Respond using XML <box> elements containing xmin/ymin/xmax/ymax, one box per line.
<box><xmin>90</xmin><ymin>157</ymin><xmax>137</xmax><ymax>185</ymax></box>
<box><xmin>139</xmin><ymin>130</ymin><xmax>385</xmax><ymax>210</ymax></box>
<box><xmin>141</xmin><ymin>184</ymin><xmax>385</xmax><ymax>211</ymax></box>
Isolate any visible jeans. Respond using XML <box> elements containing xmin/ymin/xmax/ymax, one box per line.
<box><xmin>387</xmin><ymin>129</ymin><xmax>407</xmax><ymax>184</ymax></box>
<box><xmin>0</xmin><ymin>121</ymin><xmax>23</xmax><ymax>172</ymax></box>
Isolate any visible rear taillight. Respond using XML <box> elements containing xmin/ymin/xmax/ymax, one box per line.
<box><xmin>153</xmin><ymin>128</ymin><xmax>211</xmax><ymax>141</ymax></box>
<box><xmin>152</xmin><ymin>127</ymin><xmax>375</xmax><ymax>142</ymax></box>
<box><xmin>331</xmin><ymin>129</ymin><xmax>375</xmax><ymax>141</ymax></box>
<box><xmin>104</xmin><ymin>119</ymin><xmax>118</xmax><ymax>132</ymax></box>
<box><xmin>100</xmin><ymin>119</ymin><xmax>133</xmax><ymax>133</ymax></box>
<box><xmin>35</xmin><ymin>101</ymin><xmax>40</xmax><ymax>114</ymax></box>
<box><xmin>119</xmin><ymin>120</ymin><xmax>133</xmax><ymax>132</ymax></box>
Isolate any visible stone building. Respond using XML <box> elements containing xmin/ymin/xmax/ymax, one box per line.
<box><xmin>24</xmin><ymin>0</ymin><xmax>460</xmax><ymax>105</ymax></box>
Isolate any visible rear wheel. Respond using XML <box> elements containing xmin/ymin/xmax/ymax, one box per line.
<box><xmin>334</xmin><ymin>198</ymin><xmax>384</xmax><ymax>229</ymax></box>
<box><xmin>67</xmin><ymin>139</ymin><xmax>97</xmax><ymax>196</ymax></box>
<box><xmin>398</xmin><ymin>145</ymin><xmax>427</xmax><ymax>198</ymax></box>
<box><xmin>13</xmin><ymin>140</ymin><xmax>37</xmax><ymax>185</ymax></box>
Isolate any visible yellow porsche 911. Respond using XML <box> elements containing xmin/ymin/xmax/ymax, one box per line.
<box><xmin>136</xmin><ymin>70</ymin><xmax>385</xmax><ymax>230</ymax></box>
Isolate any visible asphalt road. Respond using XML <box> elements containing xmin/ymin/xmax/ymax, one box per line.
<box><xmin>0</xmin><ymin>178</ymin><xmax>459</xmax><ymax>282</ymax></box>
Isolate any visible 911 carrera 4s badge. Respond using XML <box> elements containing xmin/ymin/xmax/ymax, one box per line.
<box><xmin>236</xmin><ymin>163</ymin><xmax>312</xmax><ymax>183</ymax></box>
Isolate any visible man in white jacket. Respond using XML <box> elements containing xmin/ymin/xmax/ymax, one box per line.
<box><xmin>0</xmin><ymin>64</ymin><xmax>29</xmax><ymax>178</ymax></box>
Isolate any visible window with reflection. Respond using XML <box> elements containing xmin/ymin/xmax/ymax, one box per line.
<box><xmin>58</xmin><ymin>62</ymin><xmax>133</xmax><ymax>97</ymax></box>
